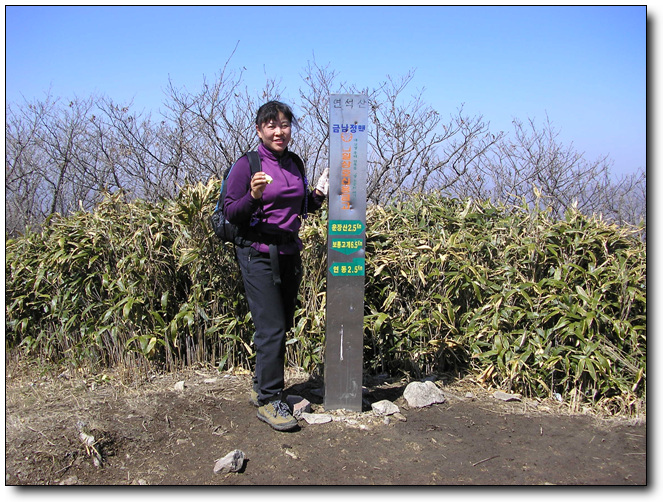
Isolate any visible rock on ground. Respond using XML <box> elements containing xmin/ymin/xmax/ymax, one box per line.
<box><xmin>403</xmin><ymin>381</ymin><xmax>446</xmax><ymax>408</ymax></box>
<box><xmin>213</xmin><ymin>449</ymin><xmax>245</xmax><ymax>474</ymax></box>
<box><xmin>300</xmin><ymin>413</ymin><xmax>333</xmax><ymax>424</ymax></box>
<box><xmin>286</xmin><ymin>395</ymin><xmax>312</xmax><ymax>418</ymax></box>
<box><xmin>493</xmin><ymin>391</ymin><xmax>522</xmax><ymax>402</ymax></box>
<box><xmin>371</xmin><ymin>399</ymin><xmax>400</xmax><ymax>416</ymax></box>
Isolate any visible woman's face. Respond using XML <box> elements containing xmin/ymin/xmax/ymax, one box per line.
<box><xmin>256</xmin><ymin>112</ymin><xmax>292</xmax><ymax>154</ymax></box>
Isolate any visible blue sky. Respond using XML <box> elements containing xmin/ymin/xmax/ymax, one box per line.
<box><xmin>4</xmin><ymin>4</ymin><xmax>647</xmax><ymax>177</ymax></box>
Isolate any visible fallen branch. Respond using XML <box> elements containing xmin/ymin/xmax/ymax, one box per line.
<box><xmin>472</xmin><ymin>455</ymin><xmax>500</xmax><ymax>467</ymax></box>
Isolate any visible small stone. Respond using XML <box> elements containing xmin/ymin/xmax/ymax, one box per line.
<box><xmin>285</xmin><ymin>395</ymin><xmax>312</xmax><ymax>418</ymax></box>
<box><xmin>293</xmin><ymin>400</ymin><xmax>312</xmax><ymax>418</ymax></box>
<box><xmin>300</xmin><ymin>412</ymin><xmax>332</xmax><ymax>424</ymax></box>
<box><xmin>213</xmin><ymin>449</ymin><xmax>245</xmax><ymax>474</ymax></box>
<box><xmin>371</xmin><ymin>399</ymin><xmax>400</xmax><ymax>416</ymax></box>
<box><xmin>286</xmin><ymin>394</ymin><xmax>302</xmax><ymax>407</ymax></box>
<box><xmin>403</xmin><ymin>381</ymin><xmax>446</xmax><ymax>408</ymax></box>
<box><xmin>173</xmin><ymin>380</ymin><xmax>185</xmax><ymax>391</ymax></box>
<box><xmin>465</xmin><ymin>392</ymin><xmax>476</xmax><ymax>400</ymax></box>
<box><xmin>393</xmin><ymin>412</ymin><xmax>407</xmax><ymax>422</ymax></box>
<box><xmin>493</xmin><ymin>391</ymin><xmax>521</xmax><ymax>402</ymax></box>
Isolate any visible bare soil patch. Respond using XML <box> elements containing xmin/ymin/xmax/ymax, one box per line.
<box><xmin>5</xmin><ymin>365</ymin><xmax>646</xmax><ymax>485</ymax></box>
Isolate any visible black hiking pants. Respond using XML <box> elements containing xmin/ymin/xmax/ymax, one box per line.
<box><xmin>235</xmin><ymin>245</ymin><xmax>303</xmax><ymax>405</ymax></box>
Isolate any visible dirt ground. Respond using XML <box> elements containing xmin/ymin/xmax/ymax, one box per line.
<box><xmin>4</xmin><ymin>365</ymin><xmax>646</xmax><ymax>486</ymax></box>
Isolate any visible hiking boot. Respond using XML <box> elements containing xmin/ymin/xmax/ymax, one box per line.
<box><xmin>249</xmin><ymin>387</ymin><xmax>259</xmax><ymax>407</ymax></box>
<box><xmin>257</xmin><ymin>400</ymin><xmax>298</xmax><ymax>431</ymax></box>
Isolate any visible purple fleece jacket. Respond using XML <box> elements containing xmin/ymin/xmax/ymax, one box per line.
<box><xmin>223</xmin><ymin>143</ymin><xmax>325</xmax><ymax>254</ymax></box>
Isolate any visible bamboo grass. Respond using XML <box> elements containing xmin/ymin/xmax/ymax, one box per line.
<box><xmin>5</xmin><ymin>182</ymin><xmax>646</xmax><ymax>414</ymax></box>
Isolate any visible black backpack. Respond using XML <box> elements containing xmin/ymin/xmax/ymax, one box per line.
<box><xmin>210</xmin><ymin>150</ymin><xmax>308</xmax><ymax>245</ymax></box>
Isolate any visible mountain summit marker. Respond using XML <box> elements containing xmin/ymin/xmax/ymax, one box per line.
<box><xmin>324</xmin><ymin>94</ymin><xmax>368</xmax><ymax>411</ymax></box>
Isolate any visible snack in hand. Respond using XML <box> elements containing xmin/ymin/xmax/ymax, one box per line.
<box><xmin>264</xmin><ymin>174</ymin><xmax>273</xmax><ymax>184</ymax></box>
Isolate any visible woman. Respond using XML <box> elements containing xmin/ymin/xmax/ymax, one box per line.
<box><xmin>224</xmin><ymin>101</ymin><xmax>328</xmax><ymax>431</ymax></box>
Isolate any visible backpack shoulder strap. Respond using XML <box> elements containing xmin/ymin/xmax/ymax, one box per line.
<box><xmin>287</xmin><ymin>151</ymin><xmax>306</xmax><ymax>178</ymax></box>
<box><xmin>285</xmin><ymin>151</ymin><xmax>309</xmax><ymax>218</ymax></box>
<box><xmin>246</xmin><ymin>151</ymin><xmax>262</xmax><ymax>176</ymax></box>
<box><xmin>216</xmin><ymin>152</ymin><xmax>261</xmax><ymax>212</ymax></box>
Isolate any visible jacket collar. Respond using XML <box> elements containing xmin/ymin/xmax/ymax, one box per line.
<box><xmin>258</xmin><ymin>142</ymin><xmax>289</xmax><ymax>161</ymax></box>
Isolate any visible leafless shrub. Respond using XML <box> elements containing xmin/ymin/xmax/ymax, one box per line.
<box><xmin>4</xmin><ymin>60</ymin><xmax>645</xmax><ymax>236</ymax></box>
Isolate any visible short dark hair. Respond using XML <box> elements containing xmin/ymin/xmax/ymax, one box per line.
<box><xmin>255</xmin><ymin>101</ymin><xmax>298</xmax><ymax>129</ymax></box>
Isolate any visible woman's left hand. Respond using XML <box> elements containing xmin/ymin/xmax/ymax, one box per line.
<box><xmin>315</xmin><ymin>168</ymin><xmax>329</xmax><ymax>196</ymax></box>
